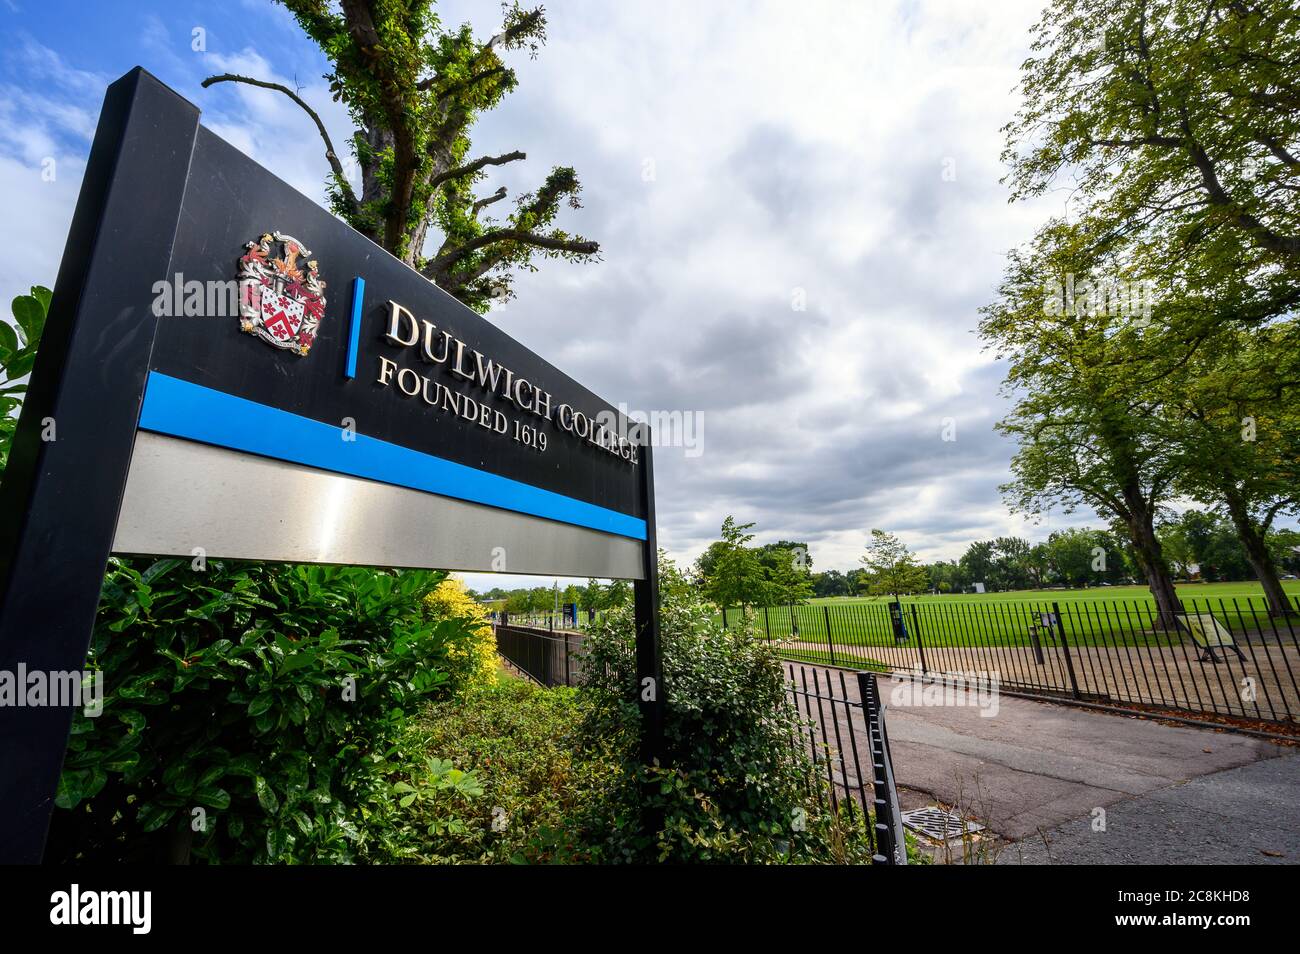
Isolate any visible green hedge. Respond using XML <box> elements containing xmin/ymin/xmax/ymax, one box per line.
<box><xmin>47</xmin><ymin>558</ymin><xmax>479</xmax><ymax>863</ymax></box>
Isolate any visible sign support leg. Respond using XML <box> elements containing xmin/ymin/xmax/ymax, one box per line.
<box><xmin>0</xmin><ymin>70</ymin><xmax>199</xmax><ymax>863</ymax></box>
<box><xmin>633</xmin><ymin>433</ymin><xmax>664</xmax><ymax>768</ymax></box>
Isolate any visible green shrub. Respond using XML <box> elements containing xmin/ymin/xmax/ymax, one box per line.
<box><xmin>47</xmin><ymin>558</ymin><xmax>476</xmax><ymax>863</ymax></box>
<box><xmin>422</xmin><ymin>578</ymin><xmax>499</xmax><ymax>691</ymax></box>
<box><xmin>363</xmin><ymin>677</ymin><xmax>622</xmax><ymax>863</ymax></box>
<box><xmin>0</xmin><ymin>286</ymin><xmax>49</xmax><ymax>473</ymax></box>
<box><xmin>578</xmin><ymin>558</ymin><xmax>876</xmax><ymax>863</ymax></box>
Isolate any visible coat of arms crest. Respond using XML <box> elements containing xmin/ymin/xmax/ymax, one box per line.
<box><xmin>237</xmin><ymin>232</ymin><xmax>326</xmax><ymax>355</ymax></box>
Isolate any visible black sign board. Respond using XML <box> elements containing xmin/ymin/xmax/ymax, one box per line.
<box><xmin>888</xmin><ymin>600</ymin><xmax>909</xmax><ymax>642</ymax></box>
<box><xmin>0</xmin><ymin>68</ymin><xmax>662</xmax><ymax>862</ymax></box>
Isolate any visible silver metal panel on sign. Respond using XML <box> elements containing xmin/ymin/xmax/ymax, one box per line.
<box><xmin>112</xmin><ymin>431</ymin><xmax>646</xmax><ymax>579</ymax></box>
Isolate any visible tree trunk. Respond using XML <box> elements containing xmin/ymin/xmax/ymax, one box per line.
<box><xmin>1224</xmin><ymin>495</ymin><xmax>1295</xmax><ymax>618</ymax></box>
<box><xmin>1122</xmin><ymin>486</ymin><xmax>1182</xmax><ymax>630</ymax></box>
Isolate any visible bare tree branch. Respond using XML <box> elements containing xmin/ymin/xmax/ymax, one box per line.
<box><xmin>425</xmin><ymin>229</ymin><xmax>599</xmax><ymax>287</ymax></box>
<box><xmin>428</xmin><ymin>151</ymin><xmax>526</xmax><ymax>193</ymax></box>
<box><xmin>201</xmin><ymin>73</ymin><xmax>357</xmax><ymax>212</ymax></box>
<box><xmin>419</xmin><ymin>65</ymin><xmax>509</xmax><ymax>97</ymax></box>
<box><xmin>472</xmin><ymin>186</ymin><xmax>508</xmax><ymax>215</ymax></box>
<box><xmin>1179</xmin><ymin>106</ymin><xmax>1300</xmax><ymax>258</ymax></box>
<box><xmin>434</xmin><ymin>229</ymin><xmax>598</xmax><ymax>268</ymax></box>
<box><xmin>1254</xmin><ymin>133</ymin><xmax>1300</xmax><ymax>168</ymax></box>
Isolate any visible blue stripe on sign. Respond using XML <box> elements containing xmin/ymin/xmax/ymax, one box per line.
<box><xmin>344</xmin><ymin>275</ymin><xmax>365</xmax><ymax>379</ymax></box>
<box><xmin>137</xmin><ymin>372</ymin><xmax>648</xmax><ymax>540</ymax></box>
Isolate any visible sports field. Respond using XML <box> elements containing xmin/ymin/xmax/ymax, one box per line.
<box><xmin>808</xmin><ymin>580</ymin><xmax>1300</xmax><ymax>609</ymax></box>
<box><xmin>719</xmin><ymin>580</ymin><xmax>1300</xmax><ymax>649</ymax></box>
<box><xmin>743</xmin><ymin>582</ymin><xmax>1300</xmax><ymax>723</ymax></box>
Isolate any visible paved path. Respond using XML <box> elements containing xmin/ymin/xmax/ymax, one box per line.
<box><xmin>995</xmin><ymin>754</ymin><xmax>1300</xmax><ymax>864</ymax></box>
<box><xmin>786</xmin><ymin>665</ymin><xmax>1295</xmax><ymax>863</ymax></box>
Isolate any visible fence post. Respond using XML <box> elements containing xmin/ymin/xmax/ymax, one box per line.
<box><xmin>564</xmin><ymin>632</ymin><xmax>571</xmax><ymax>687</ymax></box>
<box><xmin>912</xmin><ymin>604</ymin><xmax>928</xmax><ymax>675</ymax></box>
<box><xmin>722</xmin><ymin>605</ymin><xmax>729</xmax><ymax>629</ymax></box>
<box><xmin>764</xmin><ymin>605</ymin><xmax>771</xmax><ymax>644</ymax></box>
<box><xmin>1052</xmin><ymin>601</ymin><xmax>1082</xmax><ymax>700</ymax></box>
<box><xmin>858</xmin><ymin>671</ymin><xmax>906</xmax><ymax>865</ymax></box>
<box><xmin>823</xmin><ymin>605</ymin><xmax>837</xmax><ymax>667</ymax></box>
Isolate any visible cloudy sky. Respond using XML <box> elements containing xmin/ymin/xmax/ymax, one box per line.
<box><xmin>0</xmin><ymin>0</ymin><xmax>1096</xmax><ymax>588</ymax></box>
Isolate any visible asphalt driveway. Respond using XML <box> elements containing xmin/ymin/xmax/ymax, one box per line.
<box><xmin>792</xmin><ymin>666</ymin><xmax>1298</xmax><ymax>863</ymax></box>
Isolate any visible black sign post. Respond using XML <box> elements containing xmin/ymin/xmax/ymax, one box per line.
<box><xmin>0</xmin><ymin>68</ymin><xmax>662</xmax><ymax>863</ymax></box>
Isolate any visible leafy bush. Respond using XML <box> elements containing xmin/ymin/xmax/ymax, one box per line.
<box><xmin>363</xmin><ymin>677</ymin><xmax>622</xmax><ymax>863</ymax></box>
<box><xmin>578</xmin><ymin>557</ymin><xmax>875</xmax><ymax>863</ymax></box>
<box><xmin>0</xmin><ymin>286</ymin><xmax>49</xmax><ymax>471</ymax></box>
<box><xmin>46</xmin><ymin>558</ymin><xmax>479</xmax><ymax>864</ymax></box>
<box><xmin>422</xmin><ymin>578</ymin><xmax>498</xmax><ymax>691</ymax></box>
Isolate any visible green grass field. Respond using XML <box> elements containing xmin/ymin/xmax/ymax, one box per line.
<box><xmin>719</xmin><ymin>581</ymin><xmax>1300</xmax><ymax>650</ymax></box>
<box><xmin>806</xmin><ymin>580</ymin><xmax>1300</xmax><ymax>608</ymax></box>
<box><xmin>816</xmin><ymin>579</ymin><xmax>1294</xmax><ymax>608</ymax></box>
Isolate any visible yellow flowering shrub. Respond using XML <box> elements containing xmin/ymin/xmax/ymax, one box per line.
<box><xmin>423</xmin><ymin>579</ymin><xmax>498</xmax><ymax>689</ymax></box>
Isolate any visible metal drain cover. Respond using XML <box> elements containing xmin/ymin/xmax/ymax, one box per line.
<box><xmin>901</xmin><ymin>807</ymin><xmax>985</xmax><ymax>841</ymax></box>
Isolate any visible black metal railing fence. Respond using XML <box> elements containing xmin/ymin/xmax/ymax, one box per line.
<box><xmin>493</xmin><ymin>623</ymin><xmax>586</xmax><ymax>687</ymax></box>
<box><xmin>724</xmin><ymin>595</ymin><xmax>1300</xmax><ymax>725</ymax></box>
<box><xmin>785</xmin><ymin>664</ymin><xmax>907</xmax><ymax>864</ymax></box>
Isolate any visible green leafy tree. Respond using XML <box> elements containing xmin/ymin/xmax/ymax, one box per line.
<box><xmin>993</xmin><ymin>0</ymin><xmax>1300</xmax><ymax>623</ymax></box>
<box><xmin>1267</xmin><ymin>528</ymin><xmax>1300</xmax><ymax>576</ymax></box>
<box><xmin>1162</xmin><ymin>325</ymin><xmax>1299</xmax><ymax>614</ymax></box>
<box><xmin>204</xmin><ymin>1</ymin><xmax>598</xmax><ymax>311</ymax></box>
<box><xmin>698</xmin><ymin>516</ymin><xmax>765</xmax><ymax>611</ymax></box>
<box><xmin>1163</xmin><ymin>510</ymin><xmax>1255</xmax><ymax>582</ymax></box>
<box><xmin>859</xmin><ymin>530</ymin><xmax>929</xmax><ymax>598</ymax></box>
<box><xmin>754</xmin><ymin>540</ymin><xmax>813</xmax><ymax>572</ymax></box>
<box><xmin>1004</xmin><ymin>0</ymin><xmax>1300</xmax><ymax>337</ymax></box>
<box><xmin>925</xmin><ymin>559</ymin><xmax>969</xmax><ymax>594</ymax></box>
<box><xmin>981</xmin><ymin>223</ymin><xmax>1188</xmax><ymax>624</ymax></box>
<box><xmin>578</xmin><ymin>578</ymin><xmax>605</xmax><ymax>612</ymax></box>
<box><xmin>693</xmin><ymin>540</ymin><xmax>727</xmax><ymax>582</ymax></box>
<box><xmin>604</xmin><ymin>579</ymin><xmax>632</xmax><ymax>609</ymax></box>
<box><xmin>812</xmin><ymin>569</ymin><xmax>851</xmax><ymax>597</ymax></box>
<box><xmin>527</xmin><ymin>586</ymin><xmax>552</xmax><ymax>614</ymax></box>
<box><xmin>959</xmin><ymin>540</ymin><xmax>997</xmax><ymax>591</ymax></box>
<box><xmin>1025</xmin><ymin>542</ymin><xmax>1051</xmax><ymax>588</ymax></box>
<box><xmin>1044</xmin><ymin>527</ymin><xmax>1123</xmax><ymax>586</ymax></box>
<box><xmin>987</xmin><ymin>536</ymin><xmax>1036</xmax><ymax>590</ymax></box>
<box><xmin>755</xmin><ymin>545</ymin><xmax>814</xmax><ymax>606</ymax></box>
<box><xmin>1157</xmin><ymin>520</ymin><xmax>1195</xmax><ymax>578</ymax></box>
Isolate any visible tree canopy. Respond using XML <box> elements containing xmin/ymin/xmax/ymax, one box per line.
<box><xmin>1004</xmin><ymin>0</ymin><xmax>1300</xmax><ymax>316</ymax></box>
<box><xmin>204</xmin><ymin>0</ymin><xmax>599</xmax><ymax>312</ymax></box>
<box><xmin>858</xmin><ymin>530</ymin><xmax>929</xmax><ymax>598</ymax></box>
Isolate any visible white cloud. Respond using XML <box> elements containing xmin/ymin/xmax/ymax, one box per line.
<box><xmin>2</xmin><ymin>2</ymin><xmax>1101</xmax><ymax>591</ymax></box>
